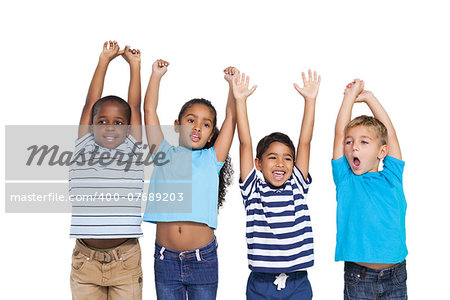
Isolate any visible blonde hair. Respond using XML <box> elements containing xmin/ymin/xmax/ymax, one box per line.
<box><xmin>345</xmin><ymin>115</ymin><xmax>387</xmax><ymax>145</ymax></box>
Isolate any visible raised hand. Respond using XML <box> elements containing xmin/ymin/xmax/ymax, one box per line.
<box><xmin>122</xmin><ymin>45</ymin><xmax>141</xmax><ymax>66</ymax></box>
<box><xmin>232</xmin><ymin>73</ymin><xmax>257</xmax><ymax>101</ymax></box>
<box><xmin>344</xmin><ymin>78</ymin><xmax>364</xmax><ymax>98</ymax></box>
<box><xmin>99</xmin><ymin>40</ymin><xmax>123</xmax><ymax>63</ymax></box>
<box><xmin>151</xmin><ymin>59</ymin><xmax>169</xmax><ymax>78</ymax></box>
<box><xmin>224</xmin><ymin>66</ymin><xmax>239</xmax><ymax>84</ymax></box>
<box><xmin>355</xmin><ymin>90</ymin><xmax>375</xmax><ymax>103</ymax></box>
<box><xmin>294</xmin><ymin>69</ymin><xmax>321</xmax><ymax>101</ymax></box>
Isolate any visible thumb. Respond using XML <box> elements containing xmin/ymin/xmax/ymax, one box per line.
<box><xmin>248</xmin><ymin>85</ymin><xmax>257</xmax><ymax>96</ymax></box>
<box><xmin>293</xmin><ymin>83</ymin><xmax>301</xmax><ymax>93</ymax></box>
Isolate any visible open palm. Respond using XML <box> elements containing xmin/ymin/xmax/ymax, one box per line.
<box><xmin>294</xmin><ymin>69</ymin><xmax>321</xmax><ymax>100</ymax></box>
<box><xmin>232</xmin><ymin>73</ymin><xmax>257</xmax><ymax>100</ymax></box>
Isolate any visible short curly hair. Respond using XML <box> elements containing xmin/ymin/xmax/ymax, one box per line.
<box><xmin>345</xmin><ymin>115</ymin><xmax>388</xmax><ymax>146</ymax></box>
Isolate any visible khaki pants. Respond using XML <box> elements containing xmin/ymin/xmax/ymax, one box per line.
<box><xmin>70</xmin><ymin>238</ymin><xmax>143</xmax><ymax>300</ymax></box>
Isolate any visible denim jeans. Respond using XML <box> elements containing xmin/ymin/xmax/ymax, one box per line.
<box><xmin>246</xmin><ymin>271</ymin><xmax>312</xmax><ymax>300</ymax></box>
<box><xmin>344</xmin><ymin>260</ymin><xmax>407</xmax><ymax>300</ymax></box>
<box><xmin>153</xmin><ymin>237</ymin><xmax>218</xmax><ymax>300</ymax></box>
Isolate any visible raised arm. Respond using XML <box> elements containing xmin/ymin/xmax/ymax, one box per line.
<box><xmin>144</xmin><ymin>59</ymin><xmax>169</xmax><ymax>153</ymax></box>
<box><xmin>232</xmin><ymin>72</ymin><xmax>257</xmax><ymax>181</ymax></box>
<box><xmin>293</xmin><ymin>70</ymin><xmax>320</xmax><ymax>179</ymax></box>
<box><xmin>79</xmin><ymin>41</ymin><xmax>123</xmax><ymax>138</ymax></box>
<box><xmin>213</xmin><ymin>67</ymin><xmax>239</xmax><ymax>162</ymax></box>
<box><xmin>122</xmin><ymin>46</ymin><xmax>142</xmax><ymax>142</ymax></box>
<box><xmin>356</xmin><ymin>90</ymin><xmax>402</xmax><ymax>160</ymax></box>
<box><xmin>333</xmin><ymin>79</ymin><xmax>364</xmax><ymax>160</ymax></box>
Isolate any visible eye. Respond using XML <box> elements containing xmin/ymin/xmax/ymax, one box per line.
<box><xmin>98</xmin><ymin>120</ymin><xmax>106</xmax><ymax>125</ymax></box>
<box><xmin>187</xmin><ymin>119</ymin><xmax>194</xmax><ymax>123</ymax></box>
<box><xmin>285</xmin><ymin>157</ymin><xmax>292</xmax><ymax>161</ymax></box>
<box><xmin>361</xmin><ymin>140</ymin><xmax>369</xmax><ymax>144</ymax></box>
<box><xmin>115</xmin><ymin>121</ymin><xmax>123</xmax><ymax>125</ymax></box>
<box><xmin>203</xmin><ymin>123</ymin><xmax>210</xmax><ymax>128</ymax></box>
<box><xmin>345</xmin><ymin>140</ymin><xmax>352</xmax><ymax>145</ymax></box>
<box><xmin>268</xmin><ymin>156</ymin><xmax>276</xmax><ymax>160</ymax></box>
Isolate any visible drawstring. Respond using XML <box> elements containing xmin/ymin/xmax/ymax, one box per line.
<box><xmin>195</xmin><ymin>249</ymin><xmax>201</xmax><ymax>261</ymax></box>
<box><xmin>273</xmin><ymin>273</ymin><xmax>289</xmax><ymax>290</ymax></box>
<box><xmin>159</xmin><ymin>247</ymin><xmax>166</xmax><ymax>260</ymax></box>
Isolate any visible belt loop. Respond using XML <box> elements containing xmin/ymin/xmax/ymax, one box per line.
<box><xmin>159</xmin><ymin>247</ymin><xmax>166</xmax><ymax>260</ymax></box>
<box><xmin>195</xmin><ymin>249</ymin><xmax>201</xmax><ymax>261</ymax></box>
<box><xmin>111</xmin><ymin>249</ymin><xmax>119</xmax><ymax>261</ymax></box>
<box><xmin>360</xmin><ymin>267</ymin><xmax>366</xmax><ymax>280</ymax></box>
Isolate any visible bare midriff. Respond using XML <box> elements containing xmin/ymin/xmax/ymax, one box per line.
<box><xmin>82</xmin><ymin>238</ymin><xmax>129</xmax><ymax>249</ymax></box>
<box><xmin>354</xmin><ymin>262</ymin><xmax>399</xmax><ymax>270</ymax></box>
<box><xmin>156</xmin><ymin>221</ymin><xmax>214</xmax><ymax>251</ymax></box>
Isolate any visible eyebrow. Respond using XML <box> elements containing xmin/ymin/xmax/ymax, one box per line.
<box><xmin>345</xmin><ymin>135</ymin><xmax>373</xmax><ymax>140</ymax></box>
<box><xmin>266</xmin><ymin>152</ymin><xmax>293</xmax><ymax>158</ymax></box>
<box><xmin>185</xmin><ymin>113</ymin><xmax>212</xmax><ymax>123</ymax></box>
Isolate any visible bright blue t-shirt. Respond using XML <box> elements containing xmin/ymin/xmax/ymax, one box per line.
<box><xmin>332</xmin><ymin>155</ymin><xmax>408</xmax><ymax>263</ymax></box>
<box><xmin>143</xmin><ymin>139</ymin><xmax>224</xmax><ymax>229</ymax></box>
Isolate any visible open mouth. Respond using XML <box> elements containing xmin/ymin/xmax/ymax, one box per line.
<box><xmin>190</xmin><ymin>133</ymin><xmax>201</xmax><ymax>142</ymax></box>
<box><xmin>272</xmin><ymin>171</ymin><xmax>285</xmax><ymax>181</ymax></box>
<box><xmin>353</xmin><ymin>157</ymin><xmax>361</xmax><ymax>168</ymax></box>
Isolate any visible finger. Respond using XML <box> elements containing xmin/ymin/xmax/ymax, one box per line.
<box><xmin>302</xmin><ymin>72</ymin><xmax>306</xmax><ymax>84</ymax></box>
<box><xmin>248</xmin><ymin>85</ymin><xmax>257</xmax><ymax>96</ymax></box>
<box><xmin>245</xmin><ymin>75</ymin><xmax>250</xmax><ymax>86</ymax></box>
<box><xmin>109</xmin><ymin>40</ymin><xmax>113</xmax><ymax>49</ymax></box>
<box><xmin>318</xmin><ymin>75</ymin><xmax>321</xmax><ymax>85</ymax></box>
<box><xmin>137</xmin><ymin>49</ymin><xmax>140</xmax><ymax>55</ymax></box>
<box><xmin>313</xmin><ymin>70</ymin><xmax>317</xmax><ymax>81</ymax></box>
<box><xmin>293</xmin><ymin>83</ymin><xmax>301</xmax><ymax>92</ymax></box>
<box><xmin>103</xmin><ymin>41</ymin><xmax>108</xmax><ymax>50</ymax></box>
<box><xmin>117</xmin><ymin>50</ymin><xmax>125</xmax><ymax>55</ymax></box>
<box><xmin>308</xmin><ymin>69</ymin><xmax>312</xmax><ymax>82</ymax></box>
<box><xmin>241</xmin><ymin>73</ymin><xmax>246</xmax><ymax>84</ymax></box>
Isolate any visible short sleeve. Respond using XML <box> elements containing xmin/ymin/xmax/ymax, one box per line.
<box><xmin>155</xmin><ymin>139</ymin><xmax>172</xmax><ymax>154</ymax></box>
<box><xmin>292</xmin><ymin>165</ymin><xmax>312</xmax><ymax>194</ymax></box>
<box><xmin>210</xmin><ymin>146</ymin><xmax>225</xmax><ymax>174</ymax></box>
<box><xmin>331</xmin><ymin>156</ymin><xmax>352</xmax><ymax>186</ymax></box>
<box><xmin>74</xmin><ymin>133</ymin><xmax>95</xmax><ymax>155</ymax></box>
<box><xmin>124</xmin><ymin>135</ymin><xmax>143</xmax><ymax>154</ymax></box>
<box><xmin>239</xmin><ymin>168</ymin><xmax>259</xmax><ymax>202</ymax></box>
<box><xmin>381</xmin><ymin>155</ymin><xmax>405</xmax><ymax>184</ymax></box>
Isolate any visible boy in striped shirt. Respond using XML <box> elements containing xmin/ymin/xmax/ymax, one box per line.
<box><xmin>69</xmin><ymin>41</ymin><xmax>144</xmax><ymax>299</ymax></box>
<box><xmin>232</xmin><ymin>70</ymin><xmax>320</xmax><ymax>300</ymax></box>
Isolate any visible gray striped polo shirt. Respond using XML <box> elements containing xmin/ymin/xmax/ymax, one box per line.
<box><xmin>69</xmin><ymin>133</ymin><xmax>144</xmax><ymax>239</ymax></box>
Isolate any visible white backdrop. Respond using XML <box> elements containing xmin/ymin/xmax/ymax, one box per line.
<box><xmin>1</xmin><ymin>0</ymin><xmax>449</xmax><ymax>299</ymax></box>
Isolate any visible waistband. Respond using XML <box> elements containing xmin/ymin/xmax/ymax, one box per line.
<box><xmin>345</xmin><ymin>260</ymin><xmax>406</xmax><ymax>279</ymax></box>
<box><xmin>154</xmin><ymin>236</ymin><xmax>217</xmax><ymax>261</ymax></box>
<box><xmin>74</xmin><ymin>238</ymin><xmax>139</xmax><ymax>263</ymax></box>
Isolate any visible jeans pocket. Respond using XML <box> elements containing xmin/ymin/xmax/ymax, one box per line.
<box><xmin>344</xmin><ymin>271</ymin><xmax>361</xmax><ymax>287</ymax></box>
<box><xmin>122</xmin><ymin>250</ymin><xmax>141</xmax><ymax>270</ymax></box>
<box><xmin>71</xmin><ymin>250</ymin><xmax>87</xmax><ymax>271</ymax></box>
<box><xmin>392</xmin><ymin>266</ymin><xmax>407</xmax><ymax>288</ymax></box>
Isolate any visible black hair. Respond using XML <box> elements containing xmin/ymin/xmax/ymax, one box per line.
<box><xmin>91</xmin><ymin>95</ymin><xmax>131</xmax><ymax>125</ymax></box>
<box><xmin>256</xmin><ymin>132</ymin><xmax>296</xmax><ymax>160</ymax></box>
<box><xmin>178</xmin><ymin>98</ymin><xmax>234</xmax><ymax>209</ymax></box>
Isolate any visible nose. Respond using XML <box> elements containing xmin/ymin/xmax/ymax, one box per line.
<box><xmin>352</xmin><ymin>143</ymin><xmax>359</xmax><ymax>151</ymax></box>
<box><xmin>193</xmin><ymin>122</ymin><xmax>201</xmax><ymax>132</ymax></box>
<box><xmin>276</xmin><ymin>158</ymin><xmax>284</xmax><ymax>167</ymax></box>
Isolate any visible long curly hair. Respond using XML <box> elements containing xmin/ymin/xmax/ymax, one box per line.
<box><xmin>177</xmin><ymin>98</ymin><xmax>234</xmax><ymax>209</ymax></box>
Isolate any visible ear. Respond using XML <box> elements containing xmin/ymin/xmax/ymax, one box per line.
<box><xmin>377</xmin><ymin>144</ymin><xmax>388</xmax><ymax>160</ymax></box>
<box><xmin>88</xmin><ymin>124</ymin><xmax>93</xmax><ymax>134</ymax></box>
<box><xmin>255</xmin><ymin>157</ymin><xmax>262</xmax><ymax>171</ymax></box>
<box><xmin>174</xmin><ymin>119</ymin><xmax>180</xmax><ymax>133</ymax></box>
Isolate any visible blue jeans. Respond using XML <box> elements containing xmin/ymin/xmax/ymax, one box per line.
<box><xmin>246</xmin><ymin>271</ymin><xmax>312</xmax><ymax>300</ymax></box>
<box><xmin>344</xmin><ymin>261</ymin><xmax>407</xmax><ymax>300</ymax></box>
<box><xmin>154</xmin><ymin>237</ymin><xmax>218</xmax><ymax>300</ymax></box>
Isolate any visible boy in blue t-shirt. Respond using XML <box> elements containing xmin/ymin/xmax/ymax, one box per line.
<box><xmin>332</xmin><ymin>79</ymin><xmax>408</xmax><ymax>299</ymax></box>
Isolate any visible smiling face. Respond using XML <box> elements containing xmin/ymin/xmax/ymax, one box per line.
<box><xmin>255</xmin><ymin>142</ymin><xmax>294</xmax><ymax>187</ymax></box>
<box><xmin>91</xmin><ymin>101</ymin><xmax>129</xmax><ymax>149</ymax></box>
<box><xmin>344</xmin><ymin>125</ymin><xmax>387</xmax><ymax>175</ymax></box>
<box><xmin>175</xmin><ymin>103</ymin><xmax>215</xmax><ymax>149</ymax></box>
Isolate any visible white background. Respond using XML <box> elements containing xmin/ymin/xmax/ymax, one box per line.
<box><xmin>1</xmin><ymin>0</ymin><xmax>449</xmax><ymax>299</ymax></box>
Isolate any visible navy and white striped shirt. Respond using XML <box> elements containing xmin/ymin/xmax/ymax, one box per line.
<box><xmin>69</xmin><ymin>133</ymin><xmax>144</xmax><ymax>239</ymax></box>
<box><xmin>239</xmin><ymin>166</ymin><xmax>313</xmax><ymax>273</ymax></box>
